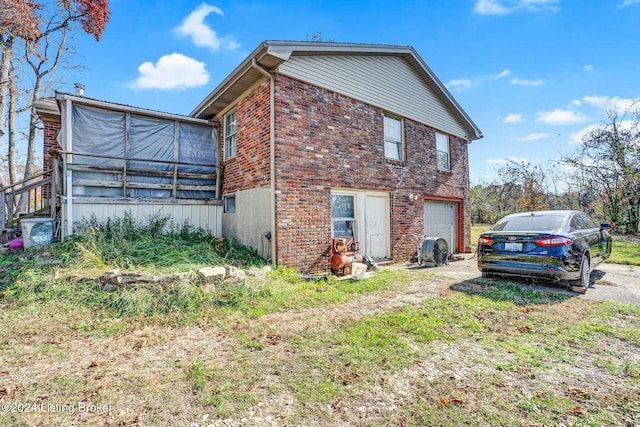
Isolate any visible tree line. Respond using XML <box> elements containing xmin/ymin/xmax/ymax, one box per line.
<box><xmin>0</xmin><ymin>0</ymin><xmax>109</xmax><ymax>191</ymax></box>
<box><xmin>472</xmin><ymin>107</ymin><xmax>640</xmax><ymax>235</ymax></box>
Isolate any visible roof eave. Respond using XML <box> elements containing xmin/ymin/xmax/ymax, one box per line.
<box><xmin>191</xmin><ymin>41</ymin><xmax>483</xmax><ymax>140</ymax></box>
<box><xmin>55</xmin><ymin>92</ymin><xmax>213</xmax><ymax>125</ymax></box>
<box><xmin>190</xmin><ymin>42</ymin><xmax>272</xmax><ymax>119</ymax></box>
<box><xmin>404</xmin><ymin>46</ymin><xmax>482</xmax><ymax>141</ymax></box>
<box><xmin>34</xmin><ymin>98</ymin><xmax>61</xmax><ymax>121</ymax></box>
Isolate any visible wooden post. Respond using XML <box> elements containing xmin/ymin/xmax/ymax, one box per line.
<box><xmin>172</xmin><ymin>120</ymin><xmax>179</xmax><ymax>198</ymax></box>
<box><xmin>124</xmin><ymin>112</ymin><xmax>130</xmax><ymax>197</ymax></box>
<box><xmin>0</xmin><ymin>189</ymin><xmax>5</xmax><ymax>230</ymax></box>
<box><xmin>51</xmin><ymin>150</ymin><xmax>62</xmax><ymax>211</ymax></box>
<box><xmin>7</xmin><ymin>193</ymin><xmax>14</xmax><ymax>227</ymax></box>
<box><xmin>65</xmin><ymin>99</ymin><xmax>74</xmax><ymax>238</ymax></box>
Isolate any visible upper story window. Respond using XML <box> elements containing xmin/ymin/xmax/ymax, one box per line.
<box><xmin>384</xmin><ymin>114</ymin><xmax>403</xmax><ymax>161</ymax></box>
<box><xmin>224</xmin><ymin>109</ymin><xmax>237</xmax><ymax>159</ymax></box>
<box><xmin>436</xmin><ymin>131</ymin><xmax>450</xmax><ymax>171</ymax></box>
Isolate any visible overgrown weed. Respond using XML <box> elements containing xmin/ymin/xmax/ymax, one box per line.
<box><xmin>1</xmin><ymin>213</ymin><xmax>422</xmax><ymax>322</ymax></box>
<box><xmin>1</xmin><ymin>213</ymin><xmax>267</xmax><ymax>318</ymax></box>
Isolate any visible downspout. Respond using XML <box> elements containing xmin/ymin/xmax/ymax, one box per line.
<box><xmin>251</xmin><ymin>58</ymin><xmax>277</xmax><ymax>266</ymax></box>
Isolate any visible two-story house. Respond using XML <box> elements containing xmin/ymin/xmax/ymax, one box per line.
<box><xmin>191</xmin><ymin>41</ymin><xmax>482</xmax><ymax>273</ymax></box>
<box><xmin>35</xmin><ymin>40</ymin><xmax>482</xmax><ymax>274</ymax></box>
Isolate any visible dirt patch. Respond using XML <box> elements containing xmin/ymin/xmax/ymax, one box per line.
<box><xmin>1</xmin><ymin>270</ymin><xmax>639</xmax><ymax>426</ymax></box>
<box><xmin>232</xmin><ymin>276</ymin><xmax>452</xmax><ymax>338</ymax></box>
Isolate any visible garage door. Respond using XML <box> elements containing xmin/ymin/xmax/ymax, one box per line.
<box><xmin>424</xmin><ymin>201</ymin><xmax>457</xmax><ymax>254</ymax></box>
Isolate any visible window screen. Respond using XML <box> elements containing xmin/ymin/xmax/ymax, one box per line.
<box><xmin>384</xmin><ymin>115</ymin><xmax>403</xmax><ymax>161</ymax></box>
<box><xmin>225</xmin><ymin>110</ymin><xmax>237</xmax><ymax>159</ymax></box>
<box><xmin>332</xmin><ymin>194</ymin><xmax>355</xmax><ymax>237</ymax></box>
<box><xmin>436</xmin><ymin>131</ymin><xmax>450</xmax><ymax>171</ymax></box>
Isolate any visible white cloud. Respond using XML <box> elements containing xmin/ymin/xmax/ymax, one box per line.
<box><xmin>570</xmin><ymin>120</ymin><xmax>638</xmax><ymax>144</ymax></box>
<box><xmin>536</xmin><ymin>109</ymin><xmax>588</xmax><ymax>125</ymax></box>
<box><xmin>474</xmin><ymin>0</ymin><xmax>510</xmax><ymax>15</ymax></box>
<box><xmin>474</xmin><ymin>0</ymin><xmax>559</xmax><ymax>15</ymax></box>
<box><xmin>582</xmin><ymin>95</ymin><xmax>639</xmax><ymax>114</ymax></box>
<box><xmin>175</xmin><ymin>3</ymin><xmax>240</xmax><ymax>51</ymax></box>
<box><xmin>511</xmin><ymin>77</ymin><xmax>544</xmax><ymax>87</ymax></box>
<box><xmin>620</xmin><ymin>0</ymin><xmax>640</xmax><ymax>6</ymax></box>
<box><xmin>569</xmin><ymin>125</ymin><xmax>600</xmax><ymax>145</ymax></box>
<box><xmin>584</xmin><ymin>64</ymin><xmax>593</xmax><ymax>72</ymax></box>
<box><xmin>503</xmin><ymin>113</ymin><xmax>523</xmax><ymax>123</ymax></box>
<box><xmin>493</xmin><ymin>69</ymin><xmax>511</xmax><ymax>79</ymax></box>
<box><xmin>446</xmin><ymin>78</ymin><xmax>473</xmax><ymax>91</ymax></box>
<box><xmin>130</xmin><ymin>53</ymin><xmax>209</xmax><ymax>90</ymax></box>
<box><xmin>516</xmin><ymin>133</ymin><xmax>549</xmax><ymax>141</ymax></box>
<box><xmin>447</xmin><ymin>69</ymin><xmax>512</xmax><ymax>91</ymax></box>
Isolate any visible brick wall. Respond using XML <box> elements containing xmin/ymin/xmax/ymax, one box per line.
<box><xmin>42</xmin><ymin>119</ymin><xmax>61</xmax><ymax>201</ymax></box>
<box><xmin>272</xmin><ymin>74</ymin><xmax>472</xmax><ymax>273</ymax></box>
<box><xmin>42</xmin><ymin>119</ymin><xmax>61</xmax><ymax>171</ymax></box>
<box><xmin>220</xmin><ymin>81</ymin><xmax>271</xmax><ymax>195</ymax></box>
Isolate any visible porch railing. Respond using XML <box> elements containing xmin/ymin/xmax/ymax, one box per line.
<box><xmin>61</xmin><ymin>151</ymin><xmax>219</xmax><ymax>199</ymax></box>
<box><xmin>1</xmin><ymin>170</ymin><xmax>55</xmax><ymax>243</ymax></box>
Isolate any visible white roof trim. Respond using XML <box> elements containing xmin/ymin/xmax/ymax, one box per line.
<box><xmin>55</xmin><ymin>92</ymin><xmax>214</xmax><ymax>125</ymax></box>
<box><xmin>191</xmin><ymin>40</ymin><xmax>482</xmax><ymax>140</ymax></box>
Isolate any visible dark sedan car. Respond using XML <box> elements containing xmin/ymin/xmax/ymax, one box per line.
<box><xmin>477</xmin><ymin>210</ymin><xmax>612</xmax><ymax>290</ymax></box>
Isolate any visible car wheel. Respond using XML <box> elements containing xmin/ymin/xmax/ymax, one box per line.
<box><xmin>574</xmin><ymin>255</ymin><xmax>590</xmax><ymax>290</ymax></box>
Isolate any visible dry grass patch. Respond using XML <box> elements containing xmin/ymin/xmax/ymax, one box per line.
<box><xmin>1</xmin><ymin>218</ymin><xmax>639</xmax><ymax>426</ymax></box>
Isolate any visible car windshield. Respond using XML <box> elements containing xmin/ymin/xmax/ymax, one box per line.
<box><xmin>491</xmin><ymin>214</ymin><xmax>565</xmax><ymax>232</ymax></box>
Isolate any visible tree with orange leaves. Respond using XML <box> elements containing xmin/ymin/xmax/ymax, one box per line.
<box><xmin>0</xmin><ymin>0</ymin><xmax>110</xmax><ymax>190</ymax></box>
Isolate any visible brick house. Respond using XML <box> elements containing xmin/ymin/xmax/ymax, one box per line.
<box><xmin>35</xmin><ymin>40</ymin><xmax>481</xmax><ymax>274</ymax></box>
<box><xmin>191</xmin><ymin>41</ymin><xmax>482</xmax><ymax>273</ymax></box>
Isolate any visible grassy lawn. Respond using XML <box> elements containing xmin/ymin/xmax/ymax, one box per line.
<box><xmin>610</xmin><ymin>237</ymin><xmax>640</xmax><ymax>265</ymax></box>
<box><xmin>1</xmin><ymin>218</ymin><xmax>639</xmax><ymax>426</ymax></box>
<box><xmin>471</xmin><ymin>224</ymin><xmax>491</xmax><ymax>249</ymax></box>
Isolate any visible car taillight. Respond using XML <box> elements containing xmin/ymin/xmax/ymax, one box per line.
<box><xmin>478</xmin><ymin>236</ymin><xmax>493</xmax><ymax>245</ymax></box>
<box><xmin>535</xmin><ymin>237</ymin><xmax>572</xmax><ymax>247</ymax></box>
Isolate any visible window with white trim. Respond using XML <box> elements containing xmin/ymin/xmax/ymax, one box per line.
<box><xmin>224</xmin><ymin>109</ymin><xmax>237</xmax><ymax>159</ymax></box>
<box><xmin>436</xmin><ymin>131</ymin><xmax>450</xmax><ymax>171</ymax></box>
<box><xmin>331</xmin><ymin>194</ymin><xmax>355</xmax><ymax>238</ymax></box>
<box><xmin>384</xmin><ymin>114</ymin><xmax>403</xmax><ymax>161</ymax></box>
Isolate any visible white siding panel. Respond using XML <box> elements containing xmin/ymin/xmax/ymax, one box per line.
<box><xmin>62</xmin><ymin>202</ymin><xmax>222</xmax><ymax>237</ymax></box>
<box><xmin>222</xmin><ymin>188</ymin><xmax>271</xmax><ymax>258</ymax></box>
<box><xmin>278</xmin><ymin>56</ymin><xmax>468</xmax><ymax>138</ymax></box>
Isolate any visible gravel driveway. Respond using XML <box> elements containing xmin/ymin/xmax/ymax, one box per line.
<box><xmin>421</xmin><ymin>255</ymin><xmax>640</xmax><ymax>305</ymax></box>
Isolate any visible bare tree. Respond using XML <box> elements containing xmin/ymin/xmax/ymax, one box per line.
<box><xmin>1</xmin><ymin>0</ymin><xmax>41</xmax><ymax>183</ymax></box>
<box><xmin>1</xmin><ymin>0</ymin><xmax>110</xmax><ymax>189</ymax></box>
<box><xmin>306</xmin><ymin>32</ymin><xmax>334</xmax><ymax>42</ymax></box>
<box><xmin>7</xmin><ymin>54</ymin><xmax>20</xmax><ymax>185</ymax></box>
<box><xmin>498</xmin><ymin>160</ymin><xmax>549</xmax><ymax>212</ymax></box>
<box><xmin>561</xmin><ymin>106</ymin><xmax>640</xmax><ymax>234</ymax></box>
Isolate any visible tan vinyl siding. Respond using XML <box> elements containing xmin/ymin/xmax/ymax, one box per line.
<box><xmin>62</xmin><ymin>201</ymin><xmax>222</xmax><ymax>237</ymax></box>
<box><xmin>278</xmin><ymin>55</ymin><xmax>469</xmax><ymax>139</ymax></box>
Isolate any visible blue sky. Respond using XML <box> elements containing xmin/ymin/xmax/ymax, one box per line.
<box><xmin>63</xmin><ymin>0</ymin><xmax>640</xmax><ymax>183</ymax></box>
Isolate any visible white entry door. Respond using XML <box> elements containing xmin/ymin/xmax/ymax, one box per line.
<box><xmin>365</xmin><ymin>195</ymin><xmax>388</xmax><ymax>260</ymax></box>
<box><xmin>424</xmin><ymin>201</ymin><xmax>457</xmax><ymax>254</ymax></box>
<box><xmin>332</xmin><ymin>190</ymin><xmax>389</xmax><ymax>260</ymax></box>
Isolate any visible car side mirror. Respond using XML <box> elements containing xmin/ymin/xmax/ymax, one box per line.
<box><xmin>600</xmin><ymin>223</ymin><xmax>611</xmax><ymax>230</ymax></box>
